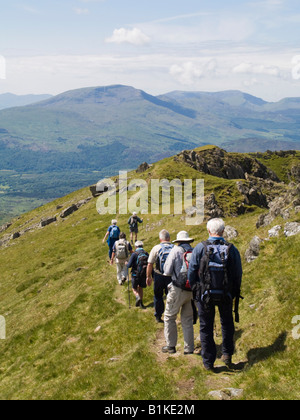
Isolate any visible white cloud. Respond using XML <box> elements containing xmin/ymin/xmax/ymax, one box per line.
<box><xmin>73</xmin><ymin>8</ymin><xmax>90</xmax><ymax>15</ymax></box>
<box><xmin>105</xmin><ymin>28</ymin><xmax>150</xmax><ymax>46</ymax></box>
<box><xmin>169</xmin><ymin>60</ymin><xmax>217</xmax><ymax>86</ymax></box>
<box><xmin>233</xmin><ymin>62</ymin><xmax>280</xmax><ymax>77</ymax></box>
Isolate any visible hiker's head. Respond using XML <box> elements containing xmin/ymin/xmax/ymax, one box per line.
<box><xmin>173</xmin><ymin>231</ymin><xmax>194</xmax><ymax>244</ymax></box>
<box><xmin>119</xmin><ymin>232</ymin><xmax>127</xmax><ymax>240</ymax></box>
<box><xmin>159</xmin><ymin>229</ymin><xmax>171</xmax><ymax>243</ymax></box>
<box><xmin>112</xmin><ymin>219</ymin><xmax>118</xmax><ymax>226</ymax></box>
<box><xmin>133</xmin><ymin>212</ymin><xmax>137</xmax><ymax>217</ymax></box>
<box><xmin>207</xmin><ymin>218</ymin><xmax>225</xmax><ymax>237</ymax></box>
<box><xmin>135</xmin><ymin>240</ymin><xmax>144</xmax><ymax>249</ymax></box>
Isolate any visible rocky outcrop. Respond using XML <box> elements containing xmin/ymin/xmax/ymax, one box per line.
<box><xmin>40</xmin><ymin>216</ymin><xmax>57</xmax><ymax>228</ymax></box>
<box><xmin>236</xmin><ymin>181</ymin><xmax>268</xmax><ymax>208</ymax></box>
<box><xmin>177</xmin><ymin>147</ymin><xmax>280</xmax><ymax>182</ymax></box>
<box><xmin>136</xmin><ymin>162</ymin><xmax>151</xmax><ymax>173</ymax></box>
<box><xmin>256</xmin><ymin>183</ymin><xmax>300</xmax><ymax>228</ymax></box>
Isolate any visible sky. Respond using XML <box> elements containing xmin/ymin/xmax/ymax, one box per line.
<box><xmin>1</xmin><ymin>0</ymin><xmax>300</xmax><ymax>101</ymax></box>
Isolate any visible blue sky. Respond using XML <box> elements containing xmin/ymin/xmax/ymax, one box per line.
<box><xmin>1</xmin><ymin>0</ymin><xmax>300</xmax><ymax>100</ymax></box>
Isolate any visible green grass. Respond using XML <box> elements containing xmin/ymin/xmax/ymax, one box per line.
<box><xmin>0</xmin><ymin>154</ymin><xmax>299</xmax><ymax>400</ymax></box>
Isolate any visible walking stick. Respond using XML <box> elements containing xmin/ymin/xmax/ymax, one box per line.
<box><xmin>128</xmin><ymin>277</ymin><xmax>131</xmax><ymax>309</ymax></box>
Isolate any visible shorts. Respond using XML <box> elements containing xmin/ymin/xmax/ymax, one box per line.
<box><xmin>132</xmin><ymin>275</ymin><xmax>147</xmax><ymax>290</ymax></box>
<box><xmin>130</xmin><ymin>227</ymin><xmax>138</xmax><ymax>233</ymax></box>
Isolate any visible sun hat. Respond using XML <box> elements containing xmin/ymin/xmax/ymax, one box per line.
<box><xmin>135</xmin><ymin>240</ymin><xmax>144</xmax><ymax>248</ymax></box>
<box><xmin>172</xmin><ymin>231</ymin><xmax>194</xmax><ymax>243</ymax></box>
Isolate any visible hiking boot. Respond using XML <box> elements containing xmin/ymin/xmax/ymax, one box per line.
<box><xmin>184</xmin><ymin>351</ymin><xmax>194</xmax><ymax>355</ymax></box>
<box><xmin>221</xmin><ymin>355</ymin><xmax>232</xmax><ymax>367</ymax></box>
<box><xmin>162</xmin><ymin>346</ymin><xmax>176</xmax><ymax>354</ymax></box>
<box><xmin>135</xmin><ymin>296</ymin><xmax>141</xmax><ymax>307</ymax></box>
<box><xmin>155</xmin><ymin>317</ymin><xmax>164</xmax><ymax>324</ymax></box>
<box><xmin>140</xmin><ymin>301</ymin><xmax>146</xmax><ymax>310</ymax></box>
<box><xmin>121</xmin><ymin>277</ymin><xmax>127</xmax><ymax>285</ymax></box>
<box><xmin>203</xmin><ymin>364</ymin><xmax>214</xmax><ymax>372</ymax></box>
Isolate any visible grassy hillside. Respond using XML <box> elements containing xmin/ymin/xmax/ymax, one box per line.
<box><xmin>0</xmin><ymin>150</ymin><xmax>299</xmax><ymax>400</ymax></box>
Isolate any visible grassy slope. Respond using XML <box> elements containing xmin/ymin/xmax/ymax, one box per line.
<box><xmin>0</xmin><ymin>154</ymin><xmax>299</xmax><ymax>400</ymax></box>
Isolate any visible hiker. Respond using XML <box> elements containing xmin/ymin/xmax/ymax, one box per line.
<box><xmin>188</xmin><ymin>218</ymin><xmax>243</xmax><ymax>371</ymax></box>
<box><xmin>162</xmin><ymin>231</ymin><xmax>195</xmax><ymax>355</ymax></box>
<box><xmin>128</xmin><ymin>212</ymin><xmax>143</xmax><ymax>244</ymax></box>
<box><xmin>103</xmin><ymin>219</ymin><xmax>120</xmax><ymax>260</ymax></box>
<box><xmin>127</xmin><ymin>241</ymin><xmax>149</xmax><ymax>309</ymax></box>
<box><xmin>111</xmin><ymin>232</ymin><xmax>133</xmax><ymax>285</ymax></box>
<box><xmin>146</xmin><ymin>230</ymin><xmax>174</xmax><ymax>323</ymax></box>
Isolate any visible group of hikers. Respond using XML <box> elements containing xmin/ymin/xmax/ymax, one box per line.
<box><xmin>103</xmin><ymin>215</ymin><xmax>243</xmax><ymax>371</ymax></box>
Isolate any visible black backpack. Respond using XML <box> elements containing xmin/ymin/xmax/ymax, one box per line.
<box><xmin>135</xmin><ymin>250</ymin><xmax>149</xmax><ymax>282</ymax></box>
<box><xmin>198</xmin><ymin>240</ymin><xmax>233</xmax><ymax>308</ymax></box>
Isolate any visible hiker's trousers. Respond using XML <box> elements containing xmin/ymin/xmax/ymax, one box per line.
<box><xmin>197</xmin><ymin>300</ymin><xmax>235</xmax><ymax>368</ymax></box>
<box><xmin>153</xmin><ymin>273</ymin><xmax>172</xmax><ymax>319</ymax></box>
<box><xmin>116</xmin><ymin>260</ymin><xmax>128</xmax><ymax>285</ymax></box>
<box><xmin>164</xmin><ymin>285</ymin><xmax>194</xmax><ymax>353</ymax></box>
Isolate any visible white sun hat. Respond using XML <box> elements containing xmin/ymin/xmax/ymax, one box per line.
<box><xmin>172</xmin><ymin>231</ymin><xmax>194</xmax><ymax>243</ymax></box>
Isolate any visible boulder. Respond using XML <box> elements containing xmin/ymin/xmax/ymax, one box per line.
<box><xmin>284</xmin><ymin>222</ymin><xmax>300</xmax><ymax>237</ymax></box>
<box><xmin>245</xmin><ymin>236</ymin><xmax>263</xmax><ymax>263</ymax></box>
<box><xmin>60</xmin><ymin>204</ymin><xmax>78</xmax><ymax>219</ymax></box>
<box><xmin>224</xmin><ymin>226</ymin><xmax>239</xmax><ymax>240</ymax></box>
<box><xmin>136</xmin><ymin>162</ymin><xmax>151</xmax><ymax>173</ymax></box>
<box><xmin>40</xmin><ymin>216</ymin><xmax>57</xmax><ymax>228</ymax></box>
<box><xmin>268</xmin><ymin>225</ymin><xmax>282</xmax><ymax>238</ymax></box>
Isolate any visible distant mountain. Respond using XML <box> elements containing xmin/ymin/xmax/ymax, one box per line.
<box><xmin>0</xmin><ymin>93</ymin><xmax>53</xmax><ymax>110</ymax></box>
<box><xmin>0</xmin><ymin>84</ymin><xmax>300</xmax><ymax>222</ymax></box>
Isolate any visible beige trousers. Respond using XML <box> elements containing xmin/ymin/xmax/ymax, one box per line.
<box><xmin>164</xmin><ymin>284</ymin><xmax>194</xmax><ymax>353</ymax></box>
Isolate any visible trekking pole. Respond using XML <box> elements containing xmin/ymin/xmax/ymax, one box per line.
<box><xmin>128</xmin><ymin>277</ymin><xmax>131</xmax><ymax>309</ymax></box>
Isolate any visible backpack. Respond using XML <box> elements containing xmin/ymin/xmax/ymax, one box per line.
<box><xmin>130</xmin><ymin>216</ymin><xmax>138</xmax><ymax>229</ymax></box>
<box><xmin>115</xmin><ymin>240</ymin><xmax>129</xmax><ymax>260</ymax></box>
<box><xmin>157</xmin><ymin>243</ymin><xmax>174</xmax><ymax>274</ymax></box>
<box><xmin>173</xmin><ymin>245</ymin><xmax>193</xmax><ymax>291</ymax></box>
<box><xmin>135</xmin><ymin>250</ymin><xmax>149</xmax><ymax>282</ymax></box>
<box><xmin>110</xmin><ymin>225</ymin><xmax>119</xmax><ymax>240</ymax></box>
<box><xmin>198</xmin><ymin>240</ymin><xmax>233</xmax><ymax>307</ymax></box>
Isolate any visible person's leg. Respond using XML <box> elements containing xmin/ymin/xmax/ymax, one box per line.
<box><xmin>198</xmin><ymin>301</ymin><xmax>216</xmax><ymax>369</ymax></box>
<box><xmin>164</xmin><ymin>285</ymin><xmax>181</xmax><ymax>349</ymax></box>
<box><xmin>219</xmin><ymin>302</ymin><xmax>235</xmax><ymax>360</ymax></box>
<box><xmin>181</xmin><ymin>294</ymin><xmax>195</xmax><ymax>354</ymax></box>
<box><xmin>154</xmin><ymin>273</ymin><xmax>164</xmax><ymax>321</ymax></box>
<box><xmin>116</xmin><ymin>262</ymin><xmax>123</xmax><ymax>285</ymax></box>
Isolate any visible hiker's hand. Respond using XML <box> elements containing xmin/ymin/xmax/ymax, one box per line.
<box><xmin>146</xmin><ymin>276</ymin><xmax>153</xmax><ymax>287</ymax></box>
<box><xmin>110</xmin><ymin>260</ymin><xmax>114</xmax><ymax>266</ymax></box>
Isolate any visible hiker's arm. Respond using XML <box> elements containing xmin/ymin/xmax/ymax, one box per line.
<box><xmin>103</xmin><ymin>231</ymin><xmax>109</xmax><ymax>243</ymax></box>
<box><xmin>188</xmin><ymin>244</ymin><xmax>203</xmax><ymax>290</ymax></box>
<box><xmin>110</xmin><ymin>251</ymin><xmax>115</xmax><ymax>265</ymax></box>
<box><xmin>146</xmin><ymin>263</ymin><xmax>154</xmax><ymax>286</ymax></box>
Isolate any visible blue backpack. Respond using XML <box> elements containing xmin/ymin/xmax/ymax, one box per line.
<box><xmin>157</xmin><ymin>243</ymin><xmax>174</xmax><ymax>274</ymax></box>
<box><xmin>110</xmin><ymin>225</ymin><xmax>120</xmax><ymax>240</ymax></box>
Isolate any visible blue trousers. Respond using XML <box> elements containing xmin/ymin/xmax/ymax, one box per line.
<box><xmin>197</xmin><ymin>300</ymin><xmax>235</xmax><ymax>368</ymax></box>
<box><xmin>153</xmin><ymin>273</ymin><xmax>172</xmax><ymax>319</ymax></box>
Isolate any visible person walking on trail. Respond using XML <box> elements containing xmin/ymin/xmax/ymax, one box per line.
<box><xmin>128</xmin><ymin>212</ymin><xmax>143</xmax><ymax>244</ymax></box>
<box><xmin>188</xmin><ymin>218</ymin><xmax>243</xmax><ymax>371</ymax></box>
<box><xmin>146</xmin><ymin>230</ymin><xmax>174</xmax><ymax>323</ymax></box>
<box><xmin>127</xmin><ymin>241</ymin><xmax>149</xmax><ymax>309</ymax></box>
<box><xmin>111</xmin><ymin>232</ymin><xmax>133</xmax><ymax>286</ymax></box>
<box><xmin>103</xmin><ymin>220</ymin><xmax>120</xmax><ymax>260</ymax></box>
<box><xmin>162</xmin><ymin>231</ymin><xmax>195</xmax><ymax>355</ymax></box>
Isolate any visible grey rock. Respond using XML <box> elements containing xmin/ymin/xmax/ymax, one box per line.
<box><xmin>284</xmin><ymin>222</ymin><xmax>300</xmax><ymax>237</ymax></box>
<box><xmin>40</xmin><ymin>216</ymin><xmax>57</xmax><ymax>228</ymax></box>
<box><xmin>224</xmin><ymin>226</ymin><xmax>239</xmax><ymax>240</ymax></box>
<box><xmin>245</xmin><ymin>236</ymin><xmax>263</xmax><ymax>263</ymax></box>
<box><xmin>268</xmin><ymin>225</ymin><xmax>282</xmax><ymax>238</ymax></box>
